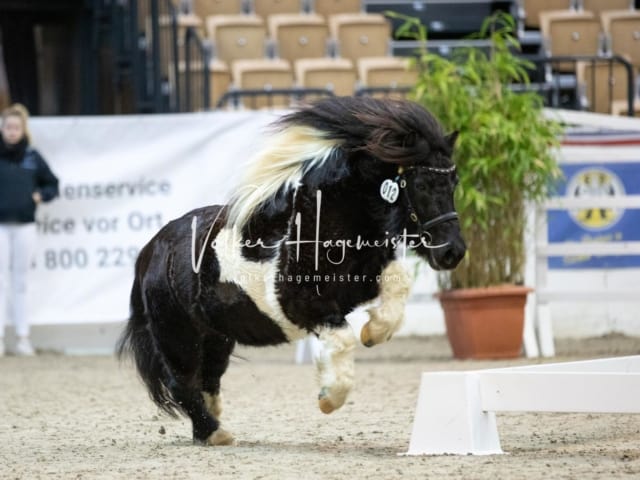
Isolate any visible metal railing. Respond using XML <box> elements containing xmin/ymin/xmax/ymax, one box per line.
<box><xmin>532</xmin><ymin>55</ymin><xmax>636</xmax><ymax>117</ymax></box>
<box><xmin>182</xmin><ymin>27</ymin><xmax>211</xmax><ymax>112</ymax></box>
<box><xmin>354</xmin><ymin>86</ymin><xmax>413</xmax><ymax>97</ymax></box>
<box><xmin>147</xmin><ymin>0</ymin><xmax>180</xmax><ymax>112</ymax></box>
<box><xmin>388</xmin><ymin>44</ymin><xmax>636</xmax><ymax>116</ymax></box>
<box><xmin>104</xmin><ymin>0</ymin><xmax>212</xmax><ymax>113</ymax></box>
<box><xmin>216</xmin><ymin>88</ymin><xmax>335</xmax><ymax>110</ymax></box>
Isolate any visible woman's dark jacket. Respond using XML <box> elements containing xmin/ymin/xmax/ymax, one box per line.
<box><xmin>0</xmin><ymin>136</ymin><xmax>59</xmax><ymax>223</ymax></box>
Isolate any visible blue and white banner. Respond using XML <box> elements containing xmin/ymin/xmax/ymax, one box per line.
<box><xmin>548</xmin><ymin>130</ymin><xmax>640</xmax><ymax>269</ymax></box>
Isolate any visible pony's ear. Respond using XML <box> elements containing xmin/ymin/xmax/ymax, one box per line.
<box><xmin>446</xmin><ymin>131</ymin><xmax>459</xmax><ymax>148</ymax></box>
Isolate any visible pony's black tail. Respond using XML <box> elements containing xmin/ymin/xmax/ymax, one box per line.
<box><xmin>116</xmin><ymin>274</ymin><xmax>181</xmax><ymax>418</ymax></box>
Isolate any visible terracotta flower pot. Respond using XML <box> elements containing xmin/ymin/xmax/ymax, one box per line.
<box><xmin>436</xmin><ymin>285</ymin><xmax>532</xmax><ymax>360</ymax></box>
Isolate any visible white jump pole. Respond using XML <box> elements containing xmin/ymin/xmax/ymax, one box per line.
<box><xmin>405</xmin><ymin>356</ymin><xmax>640</xmax><ymax>455</ymax></box>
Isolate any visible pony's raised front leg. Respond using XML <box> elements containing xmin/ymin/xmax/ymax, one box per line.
<box><xmin>316</xmin><ymin>324</ymin><xmax>357</xmax><ymax>414</ymax></box>
<box><xmin>360</xmin><ymin>260</ymin><xmax>412</xmax><ymax>347</ymax></box>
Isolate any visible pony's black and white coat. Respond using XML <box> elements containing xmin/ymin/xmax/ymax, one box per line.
<box><xmin>118</xmin><ymin>97</ymin><xmax>466</xmax><ymax>446</ymax></box>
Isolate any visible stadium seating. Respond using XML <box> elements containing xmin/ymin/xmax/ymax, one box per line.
<box><xmin>329</xmin><ymin>13</ymin><xmax>390</xmax><ymax>61</ymax></box>
<box><xmin>253</xmin><ymin>0</ymin><xmax>304</xmax><ymax>18</ymax></box>
<box><xmin>231</xmin><ymin>58</ymin><xmax>294</xmax><ymax>108</ymax></box>
<box><xmin>581</xmin><ymin>0</ymin><xmax>633</xmax><ymax>20</ymax></box>
<box><xmin>312</xmin><ymin>0</ymin><xmax>361</xmax><ymax>19</ymax></box>
<box><xmin>153</xmin><ymin>13</ymin><xmax>204</xmax><ymax>77</ymax></box>
<box><xmin>294</xmin><ymin>57</ymin><xmax>356</xmax><ymax>96</ymax></box>
<box><xmin>192</xmin><ymin>0</ymin><xmax>245</xmax><ymax>17</ymax></box>
<box><xmin>539</xmin><ymin>10</ymin><xmax>601</xmax><ymax>71</ymax></box>
<box><xmin>600</xmin><ymin>9</ymin><xmax>640</xmax><ymax>68</ymax></box>
<box><xmin>155</xmin><ymin>12</ymin><xmax>204</xmax><ymax>39</ymax></box>
<box><xmin>610</xmin><ymin>98</ymin><xmax>640</xmax><ymax>115</ymax></box>
<box><xmin>206</xmin><ymin>15</ymin><xmax>267</xmax><ymax>63</ymax></box>
<box><xmin>576</xmin><ymin>60</ymin><xmax>631</xmax><ymax>113</ymax></box>
<box><xmin>522</xmin><ymin>0</ymin><xmax>573</xmax><ymax>29</ymax></box>
<box><xmin>209</xmin><ymin>59</ymin><xmax>233</xmax><ymax>106</ymax></box>
<box><xmin>176</xmin><ymin>58</ymin><xmax>231</xmax><ymax>108</ymax></box>
<box><xmin>357</xmin><ymin>56</ymin><xmax>417</xmax><ymax>96</ymax></box>
<box><xmin>268</xmin><ymin>13</ymin><xmax>330</xmax><ymax>62</ymax></box>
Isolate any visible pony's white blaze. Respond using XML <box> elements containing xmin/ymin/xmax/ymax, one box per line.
<box><xmin>227</xmin><ymin>125</ymin><xmax>341</xmax><ymax>229</ymax></box>
<box><xmin>214</xmin><ymin>227</ymin><xmax>307</xmax><ymax>341</ymax></box>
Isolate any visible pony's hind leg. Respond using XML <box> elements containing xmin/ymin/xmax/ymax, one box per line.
<box><xmin>316</xmin><ymin>324</ymin><xmax>357</xmax><ymax>414</ymax></box>
<box><xmin>360</xmin><ymin>260</ymin><xmax>412</xmax><ymax>347</ymax></box>
<box><xmin>167</xmin><ymin>380</ymin><xmax>227</xmax><ymax>445</ymax></box>
<box><xmin>200</xmin><ymin>333</ymin><xmax>235</xmax><ymax>445</ymax></box>
<box><xmin>156</xmin><ymin>330</ymin><xmax>233</xmax><ymax>446</ymax></box>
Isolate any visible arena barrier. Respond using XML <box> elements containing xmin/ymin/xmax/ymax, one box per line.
<box><xmin>405</xmin><ymin>110</ymin><xmax>640</xmax><ymax>455</ymax></box>
<box><xmin>405</xmin><ymin>355</ymin><xmax>640</xmax><ymax>455</ymax></box>
<box><xmin>529</xmin><ymin>109</ymin><xmax>640</xmax><ymax>357</ymax></box>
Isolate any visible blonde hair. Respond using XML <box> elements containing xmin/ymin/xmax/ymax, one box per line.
<box><xmin>1</xmin><ymin>103</ymin><xmax>31</xmax><ymax>144</ymax></box>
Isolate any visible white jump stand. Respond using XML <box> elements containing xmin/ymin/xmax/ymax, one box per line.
<box><xmin>405</xmin><ymin>355</ymin><xmax>640</xmax><ymax>455</ymax></box>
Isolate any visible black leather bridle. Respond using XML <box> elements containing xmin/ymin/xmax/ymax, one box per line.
<box><xmin>397</xmin><ymin>164</ymin><xmax>459</xmax><ymax>234</ymax></box>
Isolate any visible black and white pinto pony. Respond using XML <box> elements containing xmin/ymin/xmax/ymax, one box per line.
<box><xmin>117</xmin><ymin>97</ymin><xmax>466</xmax><ymax>446</ymax></box>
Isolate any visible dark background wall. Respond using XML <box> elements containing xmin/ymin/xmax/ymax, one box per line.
<box><xmin>0</xmin><ymin>0</ymin><xmax>98</xmax><ymax>115</ymax></box>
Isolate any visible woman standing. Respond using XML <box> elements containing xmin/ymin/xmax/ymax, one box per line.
<box><xmin>0</xmin><ymin>103</ymin><xmax>59</xmax><ymax>356</ymax></box>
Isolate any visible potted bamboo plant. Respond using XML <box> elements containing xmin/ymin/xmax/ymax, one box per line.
<box><xmin>399</xmin><ymin>12</ymin><xmax>563</xmax><ymax>358</ymax></box>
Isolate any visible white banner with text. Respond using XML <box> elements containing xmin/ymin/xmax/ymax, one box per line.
<box><xmin>28</xmin><ymin>111</ymin><xmax>280</xmax><ymax>324</ymax></box>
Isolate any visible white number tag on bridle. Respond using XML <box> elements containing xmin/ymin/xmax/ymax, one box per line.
<box><xmin>380</xmin><ymin>179</ymin><xmax>400</xmax><ymax>203</ymax></box>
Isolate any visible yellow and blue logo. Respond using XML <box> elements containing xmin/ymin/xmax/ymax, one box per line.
<box><xmin>566</xmin><ymin>167</ymin><xmax>626</xmax><ymax>231</ymax></box>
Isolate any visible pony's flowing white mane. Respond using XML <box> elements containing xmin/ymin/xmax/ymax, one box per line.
<box><xmin>227</xmin><ymin>124</ymin><xmax>341</xmax><ymax>229</ymax></box>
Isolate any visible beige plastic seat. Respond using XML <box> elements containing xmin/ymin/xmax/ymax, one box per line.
<box><xmin>357</xmin><ymin>56</ymin><xmax>417</xmax><ymax>98</ymax></box>
<box><xmin>253</xmin><ymin>0</ymin><xmax>304</xmax><ymax>18</ymax></box>
<box><xmin>312</xmin><ymin>0</ymin><xmax>362</xmax><ymax>19</ymax></box>
<box><xmin>206</xmin><ymin>15</ymin><xmax>266</xmax><ymax>63</ymax></box>
<box><xmin>210</xmin><ymin>59</ymin><xmax>233</xmax><ymax>107</ymax></box>
<box><xmin>155</xmin><ymin>13</ymin><xmax>204</xmax><ymax>37</ymax></box>
<box><xmin>611</xmin><ymin>98</ymin><xmax>640</xmax><ymax>116</ymax></box>
<box><xmin>521</xmin><ymin>0</ymin><xmax>572</xmax><ymax>29</ymax></box>
<box><xmin>576</xmin><ymin>60</ymin><xmax>632</xmax><ymax>114</ymax></box>
<box><xmin>192</xmin><ymin>0</ymin><xmax>244</xmax><ymax>17</ymax></box>
<box><xmin>601</xmin><ymin>9</ymin><xmax>640</xmax><ymax>68</ymax></box>
<box><xmin>295</xmin><ymin>57</ymin><xmax>356</xmax><ymax>96</ymax></box>
<box><xmin>329</xmin><ymin>13</ymin><xmax>391</xmax><ymax>62</ymax></box>
<box><xmin>231</xmin><ymin>58</ymin><xmax>294</xmax><ymax>109</ymax></box>
<box><xmin>581</xmin><ymin>0</ymin><xmax>633</xmax><ymax>20</ymax></box>
<box><xmin>540</xmin><ymin>10</ymin><xmax>602</xmax><ymax>72</ymax></box>
<box><xmin>269</xmin><ymin>14</ymin><xmax>329</xmax><ymax>63</ymax></box>
<box><xmin>175</xmin><ymin>59</ymin><xmax>232</xmax><ymax>109</ymax></box>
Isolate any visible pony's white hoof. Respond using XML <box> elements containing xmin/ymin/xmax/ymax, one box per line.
<box><xmin>318</xmin><ymin>386</ymin><xmax>346</xmax><ymax>414</ymax></box>
<box><xmin>206</xmin><ymin>428</ymin><xmax>235</xmax><ymax>446</ymax></box>
<box><xmin>318</xmin><ymin>396</ymin><xmax>336</xmax><ymax>414</ymax></box>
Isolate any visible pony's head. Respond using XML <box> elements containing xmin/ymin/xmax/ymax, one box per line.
<box><xmin>395</xmin><ymin>148</ymin><xmax>466</xmax><ymax>271</ymax></box>
<box><xmin>309</xmin><ymin>96</ymin><xmax>466</xmax><ymax>271</ymax></box>
<box><xmin>227</xmin><ymin>96</ymin><xmax>466</xmax><ymax>270</ymax></box>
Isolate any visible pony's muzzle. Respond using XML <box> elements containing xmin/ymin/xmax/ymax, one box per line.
<box><xmin>433</xmin><ymin>239</ymin><xmax>466</xmax><ymax>270</ymax></box>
